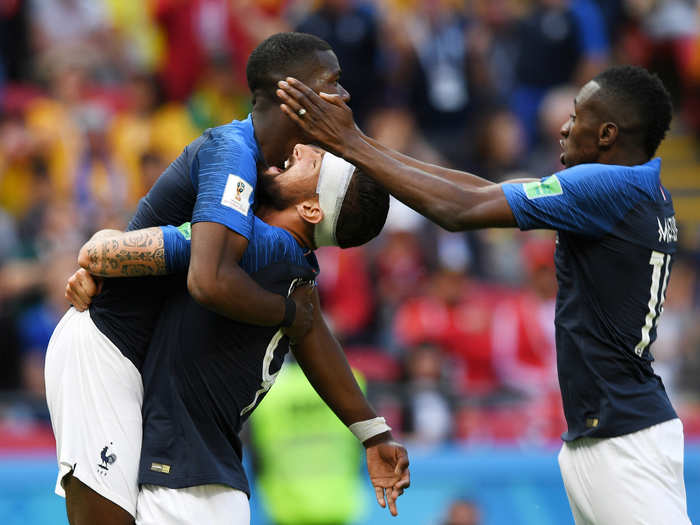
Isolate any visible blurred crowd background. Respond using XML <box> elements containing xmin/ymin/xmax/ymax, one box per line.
<box><xmin>0</xmin><ymin>0</ymin><xmax>699</xmax><ymax>523</ymax></box>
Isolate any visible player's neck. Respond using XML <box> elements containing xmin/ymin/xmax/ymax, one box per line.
<box><xmin>598</xmin><ymin>146</ymin><xmax>649</xmax><ymax>167</ymax></box>
<box><xmin>252</xmin><ymin>106</ymin><xmax>303</xmax><ymax>169</ymax></box>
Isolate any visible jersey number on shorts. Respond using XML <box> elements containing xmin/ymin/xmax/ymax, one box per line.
<box><xmin>635</xmin><ymin>250</ymin><xmax>671</xmax><ymax>357</ymax></box>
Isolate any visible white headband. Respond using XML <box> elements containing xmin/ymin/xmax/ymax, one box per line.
<box><xmin>314</xmin><ymin>152</ymin><xmax>356</xmax><ymax>248</ymax></box>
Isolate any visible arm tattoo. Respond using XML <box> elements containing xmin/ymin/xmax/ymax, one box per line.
<box><xmin>85</xmin><ymin>228</ymin><xmax>167</xmax><ymax>277</ymax></box>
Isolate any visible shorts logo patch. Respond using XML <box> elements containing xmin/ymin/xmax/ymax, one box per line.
<box><xmin>98</xmin><ymin>442</ymin><xmax>117</xmax><ymax>475</ymax></box>
<box><xmin>221</xmin><ymin>174</ymin><xmax>252</xmax><ymax>215</ymax></box>
<box><xmin>524</xmin><ymin>175</ymin><xmax>563</xmax><ymax>199</ymax></box>
<box><xmin>585</xmin><ymin>417</ymin><xmax>599</xmax><ymax>428</ymax></box>
<box><xmin>150</xmin><ymin>462</ymin><xmax>171</xmax><ymax>474</ymax></box>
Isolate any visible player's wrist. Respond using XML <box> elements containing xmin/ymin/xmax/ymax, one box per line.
<box><xmin>342</xmin><ymin>127</ymin><xmax>365</xmax><ymax>159</ymax></box>
<box><xmin>362</xmin><ymin>430</ymin><xmax>393</xmax><ymax>449</ymax></box>
<box><xmin>280</xmin><ymin>295</ymin><xmax>296</xmax><ymax>327</ymax></box>
<box><xmin>349</xmin><ymin>416</ymin><xmax>392</xmax><ymax>446</ymax></box>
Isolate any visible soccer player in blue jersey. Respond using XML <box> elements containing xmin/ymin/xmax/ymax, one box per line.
<box><xmin>276</xmin><ymin>65</ymin><xmax>690</xmax><ymax>524</ymax></box>
<box><xmin>68</xmin><ymin>147</ymin><xmax>410</xmax><ymax>524</ymax></box>
<box><xmin>45</xmin><ymin>32</ymin><xmax>358</xmax><ymax>525</ymax></box>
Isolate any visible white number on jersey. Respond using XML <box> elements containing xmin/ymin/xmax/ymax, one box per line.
<box><xmin>635</xmin><ymin>250</ymin><xmax>671</xmax><ymax>357</ymax></box>
<box><xmin>240</xmin><ymin>329</ymin><xmax>284</xmax><ymax>416</ymax></box>
<box><xmin>239</xmin><ymin>277</ymin><xmax>308</xmax><ymax>416</ymax></box>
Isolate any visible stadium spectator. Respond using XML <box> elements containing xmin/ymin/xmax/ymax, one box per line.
<box><xmin>393</xmin><ymin>266</ymin><xmax>502</xmax><ymax>396</ymax></box>
<box><xmin>72</xmin><ymin>104</ymin><xmax>128</xmax><ymax>227</ymax></box>
<box><xmin>29</xmin><ymin>0</ymin><xmax>112</xmax><ymax>75</ymax></box>
<box><xmin>316</xmin><ymin>245</ymin><xmax>375</xmax><ymax>344</ymax></box>
<box><xmin>440</xmin><ymin>497</ymin><xmax>482</xmax><ymax>525</ymax></box>
<box><xmin>491</xmin><ymin>236</ymin><xmax>558</xmax><ymax>398</ymax></box>
<box><xmin>17</xmin><ymin>250</ymin><xmax>73</xmax><ymax>402</ymax></box>
<box><xmin>471</xmin><ymin>107</ymin><xmax>527</xmax><ymax>182</ymax></box>
<box><xmin>400</xmin><ymin>343</ymin><xmax>454</xmax><ymax>445</ymax></box>
<box><xmin>402</xmin><ymin>1</ymin><xmax>473</xmax><ymax>164</ymax></box>
<box><xmin>511</xmin><ymin>0</ymin><xmax>609</xmax><ymax>145</ymax></box>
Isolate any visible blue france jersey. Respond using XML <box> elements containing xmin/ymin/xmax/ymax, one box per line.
<box><xmin>138</xmin><ymin>218</ymin><xmax>318</xmax><ymax>495</ymax></box>
<box><xmin>502</xmin><ymin>158</ymin><xmax>677</xmax><ymax>440</ymax></box>
<box><xmin>89</xmin><ymin>116</ymin><xmax>261</xmax><ymax>370</ymax></box>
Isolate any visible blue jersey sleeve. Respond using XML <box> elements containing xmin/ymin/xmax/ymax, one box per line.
<box><xmin>502</xmin><ymin>162</ymin><xmax>657</xmax><ymax>237</ymax></box>
<box><xmin>161</xmin><ymin>223</ymin><xmax>191</xmax><ymax>273</ymax></box>
<box><xmin>191</xmin><ymin>134</ymin><xmax>257</xmax><ymax>239</ymax></box>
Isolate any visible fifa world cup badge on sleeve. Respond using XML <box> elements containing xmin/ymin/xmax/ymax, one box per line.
<box><xmin>524</xmin><ymin>175</ymin><xmax>563</xmax><ymax>199</ymax></box>
<box><xmin>221</xmin><ymin>174</ymin><xmax>253</xmax><ymax>215</ymax></box>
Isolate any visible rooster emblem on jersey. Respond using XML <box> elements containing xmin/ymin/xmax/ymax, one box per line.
<box><xmin>98</xmin><ymin>443</ymin><xmax>117</xmax><ymax>471</ymax></box>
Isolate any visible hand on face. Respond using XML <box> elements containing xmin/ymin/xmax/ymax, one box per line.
<box><xmin>277</xmin><ymin>77</ymin><xmax>360</xmax><ymax>157</ymax></box>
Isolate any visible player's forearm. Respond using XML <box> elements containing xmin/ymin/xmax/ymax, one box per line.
<box><xmin>78</xmin><ymin>228</ymin><xmax>168</xmax><ymax>277</ymax></box>
<box><xmin>362</xmin><ymin>133</ymin><xmax>493</xmax><ymax>189</ymax></box>
<box><xmin>189</xmin><ymin>262</ymin><xmax>286</xmax><ymax>325</ymax></box>
<box><xmin>293</xmin><ymin>296</ymin><xmax>379</xmax><ymax>427</ymax></box>
<box><xmin>187</xmin><ymin>222</ymin><xmax>286</xmax><ymax>326</ymax></box>
<box><xmin>344</xmin><ymin>133</ymin><xmax>506</xmax><ymax>231</ymax></box>
<box><xmin>295</xmin><ymin>343</ymin><xmax>377</xmax><ymax>425</ymax></box>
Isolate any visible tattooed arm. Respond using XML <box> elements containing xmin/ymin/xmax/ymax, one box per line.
<box><xmin>78</xmin><ymin>227</ymin><xmax>170</xmax><ymax>277</ymax></box>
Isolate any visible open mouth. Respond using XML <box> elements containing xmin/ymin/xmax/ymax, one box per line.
<box><xmin>263</xmin><ymin>165</ymin><xmax>283</xmax><ymax>176</ymax></box>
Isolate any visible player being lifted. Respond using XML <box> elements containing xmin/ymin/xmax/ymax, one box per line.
<box><xmin>45</xmin><ymin>32</ymin><xmax>408</xmax><ymax>525</ymax></box>
<box><xmin>277</xmin><ymin>65</ymin><xmax>690</xmax><ymax>524</ymax></box>
<box><xmin>62</xmin><ymin>147</ymin><xmax>410</xmax><ymax>524</ymax></box>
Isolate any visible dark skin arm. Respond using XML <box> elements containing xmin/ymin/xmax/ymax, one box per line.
<box><xmin>292</xmin><ymin>289</ymin><xmax>411</xmax><ymax>516</ymax></box>
<box><xmin>361</xmin><ymin>134</ymin><xmax>493</xmax><ymax>189</ymax></box>
<box><xmin>276</xmin><ymin>78</ymin><xmax>537</xmax><ymax>231</ymax></box>
<box><xmin>187</xmin><ymin>222</ymin><xmax>313</xmax><ymax>336</ymax></box>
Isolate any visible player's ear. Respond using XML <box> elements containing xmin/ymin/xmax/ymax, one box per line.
<box><xmin>598</xmin><ymin>122</ymin><xmax>618</xmax><ymax>149</ymax></box>
<box><xmin>296</xmin><ymin>196</ymin><xmax>323</xmax><ymax>225</ymax></box>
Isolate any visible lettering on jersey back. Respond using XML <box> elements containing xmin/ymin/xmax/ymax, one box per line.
<box><xmin>657</xmin><ymin>216</ymin><xmax>677</xmax><ymax>243</ymax></box>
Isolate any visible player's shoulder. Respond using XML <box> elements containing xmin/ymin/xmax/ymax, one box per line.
<box><xmin>201</xmin><ymin>116</ymin><xmax>258</xmax><ymax>158</ymax></box>
<box><xmin>559</xmin><ymin>158</ymin><xmax>661</xmax><ymax>198</ymax></box>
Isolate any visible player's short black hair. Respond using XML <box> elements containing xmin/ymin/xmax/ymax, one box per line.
<box><xmin>336</xmin><ymin>169</ymin><xmax>389</xmax><ymax>248</ymax></box>
<box><xmin>593</xmin><ymin>65</ymin><xmax>672</xmax><ymax>159</ymax></box>
<box><xmin>246</xmin><ymin>32</ymin><xmax>332</xmax><ymax>100</ymax></box>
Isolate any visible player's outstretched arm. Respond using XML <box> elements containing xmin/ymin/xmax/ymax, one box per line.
<box><xmin>292</xmin><ymin>289</ymin><xmax>410</xmax><ymax>516</ymax></box>
<box><xmin>187</xmin><ymin>222</ymin><xmax>313</xmax><ymax>333</ymax></box>
<box><xmin>277</xmin><ymin>78</ymin><xmax>533</xmax><ymax>231</ymax></box>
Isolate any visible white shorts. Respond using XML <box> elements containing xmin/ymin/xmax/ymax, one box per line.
<box><xmin>136</xmin><ymin>484</ymin><xmax>250</xmax><ymax>525</ymax></box>
<box><xmin>558</xmin><ymin>418</ymin><xmax>690</xmax><ymax>525</ymax></box>
<box><xmin>44</xmin><ymin>307</ymin><xmax>144</xmax><ymax>517</ymax></box>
